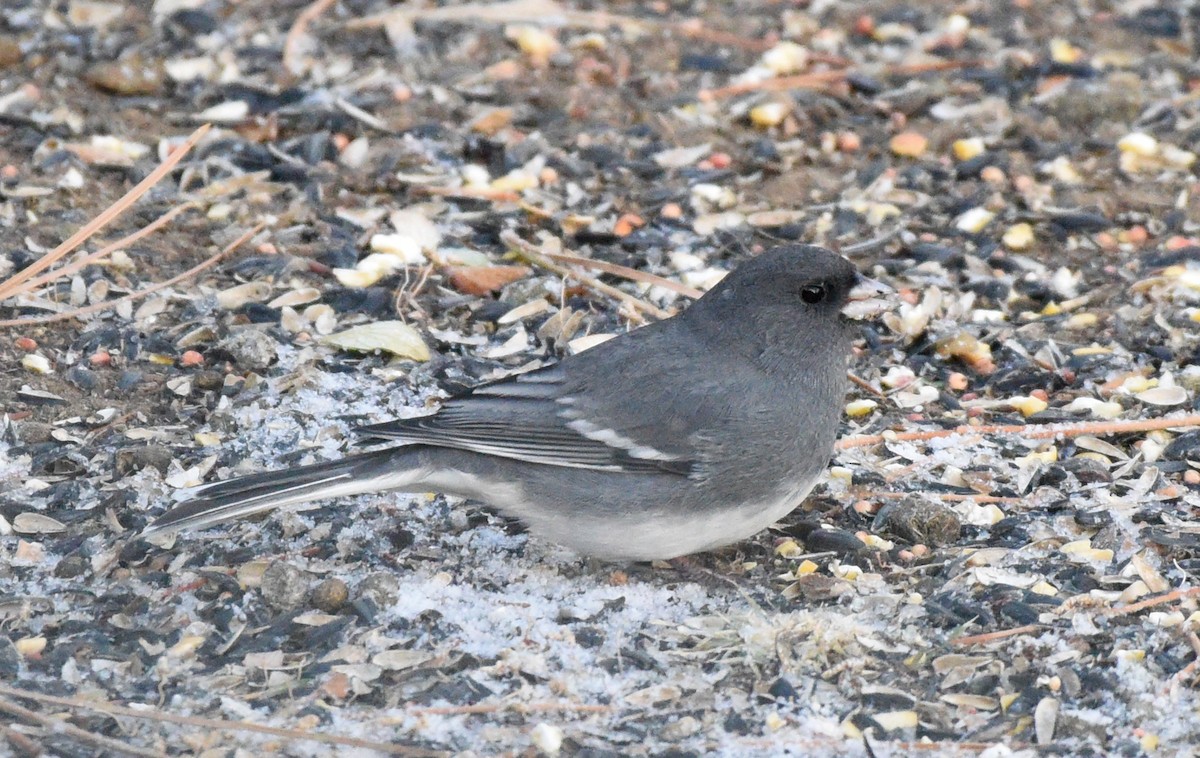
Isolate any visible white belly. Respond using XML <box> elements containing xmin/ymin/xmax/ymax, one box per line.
<box><xmin>527</xmin><ymin>479</ymin><xmax>819</xmax><ymax>562</ymax></box>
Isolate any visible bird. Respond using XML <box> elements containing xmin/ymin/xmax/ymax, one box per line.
<box><xmin>141</xmin><ymin>244</ymin><xmax>890</xmax><ymax>561</ymax></box>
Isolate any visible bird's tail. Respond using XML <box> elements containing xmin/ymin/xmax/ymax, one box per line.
<box><xmin>140</xmin><ymin>447</ymin><xmax>420</xmax><ymax>539</ymax></box>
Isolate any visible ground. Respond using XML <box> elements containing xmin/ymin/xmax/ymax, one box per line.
<box><xmin>2</xmin><ymin>0</ymin><xmax>1200</xmax><ymax>756</ymax></box>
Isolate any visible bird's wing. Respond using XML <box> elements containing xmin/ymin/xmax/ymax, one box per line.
<box><xmin>357</xmin><ymin>362</ymin><xmax>695</xmax><ymax>476</ymax></box>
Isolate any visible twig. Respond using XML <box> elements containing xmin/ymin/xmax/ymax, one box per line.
<box><xmin>0</xmin><ymin>684</ymin><xmax>438</xmax><ymax>756</ymax></box>
<box><xmin>675</xmin><ymin>21</ymin><xmax>775</xmax><ymax>52</ymax></box>
<box><xmin>0</xmin><ymin>224</ymin><xmax>263</xmax><ymax>328</ymax></box>
<box><xmin>1103</xmin><ymin>586</ymin><xmax>1200</xmax><ymax>617</ymax></box>
<box><xmin>1172</xmin><ymin>657</ymin><xmax>1200</xmax><ymax>688</ymax></box>
<box><xmin>396</xmin><ymin>701</ymin><xmax>611</xmax><ymax>720</ymax></box>
<box><xmin>335</xmin><ymin>96</ymin><xmax>391</xmax><ymax>132</ymax></box>
<box><xmin>0</xmin><ymin>694</ymin><xmax>166</xmax><ymax>758</ymax></box>
<box><xmin>410</xmin><ymin>184</ymin><xmax>521</xmax><ymax>203</ymax></box>
<box><xmin>283</xmin><ymin>0</ymin><xmax>335</xmax><ymax>76</ymax></box>
<box><xmin>847</xmin><ymin>371</ymin><xmax>886</xmax><ymax>398</ymax></box>
<box><xmin>857</xmin><ymin>491</ymin><xmax>1021</xmax><ymax>504</ymax></box>
<box><xmin>1</xmin><ymin>723</ymin><xmax>43</xmax><ymax>757</ymax></box>
<box><xmin>19</xmin><ymin>202</ymin><xmax>199</xmax><ymax>293</ymax></box>
<box><xmin>698</xmin><ymin>59</ymin><xmax>981</xmax><ymax>100</ymax></box>
<box><xmin>0</xmin><ymin>124</ymin><xmax>210</xmax><ymax>302</ymax></box>
<box><xmin>347</xmin><ymin>0</ymin><xmax>650</xmax><ymax>34</ymax></box>
<box><xmin>699</xmin><ymin>69</ymin><xmax>848</xmax><ymax>100</ymax></box>
<box><xmin>501</xmin><ymin>231</ymin><xmax>672</xmax><ymax>320</ymax></box>
<box><xmin>951</xmin><ymin>624</ymin><xmax>1044</xmax><ymax>647</ymax></box>
<box><xmin>837</xmin><ymin>414</ymin><xmax>1200</xmax><ymax>450</ymax></box>
<box><xmin>840</xmin><ymin>226</ymin><xmax>905</xmax><ymax>256</ymax></box>
<box><xmin>734</xmin><ymin>735</ymin><xmax>1014</xmax><ymax>753</ymax></box>
<box><xmin>1172</xmin><ymin>631</ymin><xmax>1200</xmax><ymax>688</ymax></box>
<box><xmin>536</xmin><ymin>249</ymin><xmax>703</xmax><ymax>299</ymax></box>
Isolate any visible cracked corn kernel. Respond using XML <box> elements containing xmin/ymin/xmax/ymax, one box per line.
<box><xmin>1003</xmin><ymin>222</ymin><xmax>1035</xmax><ymax>250</ymax></box>
<box><xmin>890</xmin><ymin>131</ymin><xmax>928</xmax><ymax>157</ymax></box>
<box><xmin>749</xmin><ymin>102</ymin><xmax>790</xmax><ymax>127</ymax></box>
<box><xmin>952</xmin><ymin>137</ymin><xmax>985</xmax><ymax>161</ymax></box>
<box><xmin>845</xmin><ymin>399</ymin><xmax>878</xmax><ymax>417</ymax></box>
<box><xmin>1011</xmin><ymin>395</ymin><xmax>1048</xmax><ymax>416</ymax></box>
<box><xmin>1118</xmin><ymin>132</ymin><xmax>1158</xmax><ymax>157</ymax></box>
<box><xmin>955</xmin><ymin>207</ymin><xmax>995</xmax><ymax>233</ymax></box>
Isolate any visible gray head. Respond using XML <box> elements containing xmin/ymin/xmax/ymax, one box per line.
<box><xmin>688</xmin><ymin>245</ymin><xmax>885</xmax><ymax>327</ymax></box>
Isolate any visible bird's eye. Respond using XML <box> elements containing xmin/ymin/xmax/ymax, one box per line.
<box><xmin>799</xmin><ymin>284</ymin><xmax>826</xmax><ymax>304</ymax></box>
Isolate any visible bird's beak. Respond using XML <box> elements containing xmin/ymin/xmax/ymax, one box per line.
<box><xmin>841</xmin><ymin>274</ymin><xmax>895</xmax><ymax>320</ymax></box>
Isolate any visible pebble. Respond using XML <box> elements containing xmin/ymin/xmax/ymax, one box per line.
<box><xmin>114</xmin><ymin>445</ymin><xmax>175</xmax><ymax>476</ymax></box>
<box><xmin>260</xmin><ymin>561</ymin><xmax>312</xmax><ymax>612</ymax></box>
<box><xmin>18</xmin><ymin>421</ymin><xmax>54</xmax><ymax>444</ymax></box>
<box><xmin>873</xmin><ymin>498</ymin><xmax>962</xmax><ymax>546</ymax></box>
<box><xmin>84</xmin><ymin>56</ymin><xmax>163</xmax><ymax>95</ymax></box>
<box><xmin>311</xmin><ymin>577</ymin><xmax>350</xmax><ymax>613</ymax></box>
<box><xmin>357</xmin><ymin>572</ymin><xmax>400</xmax><ymax>608</ymax></box>
<box><xmin>217</xmin><ymin>330</ymin><xmax>278</xmax><ymax>371</ymax></box>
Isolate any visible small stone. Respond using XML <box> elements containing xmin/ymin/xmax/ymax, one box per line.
<box><xmin>311</xmin><ymin>577</ymin><xmax>349</xmax><ymax>613</ymax></box>
<box><xmin>260</xmin><ymin>561</ymin><xmax>311</xmax><ymax>612</ymax></box>
<box><xmin>0</xmin><ymin>35</ymin><xmax>21</xmax><ymax>67</ymax></box>
<box><xmin>218</xmin><ymin>330</ymin><xmax>278</xmax><ymax>371</ymax></box>
<box><xmin>114</xmin><ymin>445</ymin><xmax>174</xmax><ymax>476</ymax></box>
<box><xmin>873</xmin><ymin>498</ymin><xmax>962</xmax><ymax>546</ymax></box>
<box><xmin>357</xmin><ymin>572</ymin><xmax>400</xmax><ymax>608</ymax></box>
<box><xmin>54</xmin><ymin>554</ymin><xmax>89</xmax><ymax>579</ymax></box>
<box><xmin>85</xmin><ymin>56</ymin><xmax>163</xmax><ymax>95</ymax></box>
<box><xmin>65</xmin><ymin>366</ymin><xmax>97</xmax><ymax>390</ymax></box>
<box><xmin>1062</xmin><ymin>456</ymin><xmax>1112</xmax><ymax>484</ymax></box>
<box><xmin>18</xmin><ymin>421</ymin><xmax>54</xmax><ymax>444</ymax></box>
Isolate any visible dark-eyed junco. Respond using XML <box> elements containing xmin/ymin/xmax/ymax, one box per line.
<box><xmin>142</xmin><ymin>245</ymin><xmax>890</xmax><ymax>560</ymax></box>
